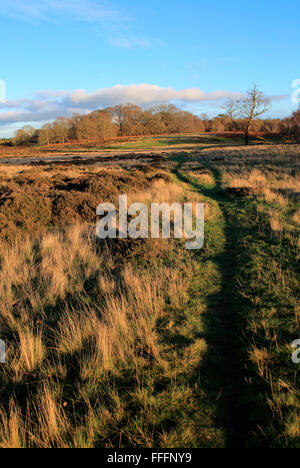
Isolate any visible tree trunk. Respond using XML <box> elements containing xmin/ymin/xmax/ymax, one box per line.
<box><xmin>245</xmin><ymin>126</ymin><xmax>250</xmax><ymax>145</ymax></box>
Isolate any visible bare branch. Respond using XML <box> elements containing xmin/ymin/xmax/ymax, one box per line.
<box><xmin>223</xmin><ymin>85</ymin><xmax>271</xmax><ymax>144</ymax></box>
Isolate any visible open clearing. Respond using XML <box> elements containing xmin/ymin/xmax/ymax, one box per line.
<box><xmin>0</xmin><ymin>132</ymin><xmax>280</xmax><ymax>163</ymax></box>
<box><xmin>0</xmin><ymin>138</ymin><xmax>299</xmax><ymax>448</ymax></box>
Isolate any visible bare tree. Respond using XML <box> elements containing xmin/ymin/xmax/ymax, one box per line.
<box><xmin>222</xmin><ymin>100</ymin><xmax>238</xmax><ymax>121</ymax></box>
<box><xmin>224</xmin><ymin>85</ymin><xmax>271</xmax><ymax>145</ymax></box>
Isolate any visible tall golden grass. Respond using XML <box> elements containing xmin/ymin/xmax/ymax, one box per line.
<box><xmin>0</xmin><ymin>175</ymin><xmax>203</xmax><ymax>447</ymax></box>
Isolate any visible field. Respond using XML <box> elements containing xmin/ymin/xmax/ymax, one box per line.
<box><xmin>0</xmin><ymin>132</ymin><xmax>282</xmax><ymax>160</ymax></box>
<box><xmin>0</xmin><ymin>136</ymin><xmax>299</xmax><ymax>448</ymax></box>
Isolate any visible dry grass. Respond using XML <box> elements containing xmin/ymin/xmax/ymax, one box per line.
<box><xmin>293</xmin><ymin>208</ymin><xmax>300</xmax><ymax>226</ymax></box>
<box><xmin>0</xmin><ymin>161</ymin><xmax>215</xmax><ymax>448</ymax></box>
<box><xmin>0</xmin><ymin>145</ymin><xmax>298</xmax><ymax>448</ymax></box>
<box><xmin>127</xmin><ymin>178</ymin><xmax>185</xmax><ymax>205</ymax></box>
<box><xmin>0</xmin><ymin>222</ymin><xmax>197</xmax><ymax>447</ymax></box>
<box><xmin>188</xmin><ymin>171</ymin><xmax>215</xmax><ymax>185</ymax></box>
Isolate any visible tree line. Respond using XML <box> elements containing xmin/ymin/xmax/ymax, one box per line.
<box><xmin>281</xmin><ymin>109</ymin><xmax>300</xmax><ymax>142</ymax></box>
<box><xmin>13</xmin><ymin>104</ymin><xmax>208</xmax><ymax>146</ymax></box>
<box><xmin>10</xmin><ymin>98</ymin><xmax>300</xmax><ymax>146</ymax></box>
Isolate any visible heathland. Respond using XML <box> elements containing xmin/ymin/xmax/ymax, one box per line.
<box><xmin>0</xmin><ymin>134</ymin><xmax>299</xmax><ymax>448</ymax></box>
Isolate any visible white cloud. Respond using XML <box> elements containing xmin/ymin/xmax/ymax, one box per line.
<box><xmin>268</xmin><ymin>94</ymin><xmax>289</xmax><ymax>102</ymax></box>
<box><xmin>63</xmin><ymin>84</ymin><xmax>242</xmax><ymax>108</ymax></box>
<box><xmin>0</xmin><ymin>84</ymin><xmax>242</xmax><ymax>127</ymax></box>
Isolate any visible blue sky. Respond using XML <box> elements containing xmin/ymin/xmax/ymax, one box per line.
<box><xmin>0</xmin><ymin>0</ymin><xmax>299</xmax><ymax>136</ymax></box>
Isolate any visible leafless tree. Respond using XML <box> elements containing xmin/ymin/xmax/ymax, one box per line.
<box><xmin>224</xmin><ymin>85</ymin><xmax>271</xmax><ymax>145</ymax></box>
<box><xmin>222</xmin><ymin>100</ymin><xmax>238</xmax><ymax>121</ymax></box>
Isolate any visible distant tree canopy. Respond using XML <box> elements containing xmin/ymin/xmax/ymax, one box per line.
<box><xmin>281</xmin><ymin>109</ymin><xmax>300</xmax><ymax>142</ymax></box>
<box><xmin>11</xmin><ymin>101</ymin><xmax>288</xmax><ymax>146</ymax></box>
<box><xmin>13</xmin><ymin>125</ymin><xmax>38</xmax><ymax>145</ymax></box>
<box><xmin>35</xmin><ymin>103</ymin><xmax>207</xmax><ymax>146</ymax></box>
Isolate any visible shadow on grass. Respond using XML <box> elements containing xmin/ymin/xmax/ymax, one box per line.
<box><xmin>172</xmin><ymin>154</ymin><xmax>273</xmax><ymax>448</ymax></box>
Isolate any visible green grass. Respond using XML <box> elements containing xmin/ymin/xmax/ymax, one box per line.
<box><xmin>169</xmin><ymin>149</ymin><xmax>300</xmax><ymax>447</ymax></box>
<box><xmin>0</xmin><ymin>145</ymin><xmax>298</xmax><ymax>448</ymax></box>
<box><xmin>97</xmin><ymin>134</ymin><xmax>240</xmax><ymax>151</ymax></box>
<box><xmin>229</xmin><ymin>198</ymin><xmax>300</xmax><ymax>447</ymax></box>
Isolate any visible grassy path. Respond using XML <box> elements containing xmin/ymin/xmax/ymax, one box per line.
<box><xmin>171</xmin><ymin>153</ymin><xmax>264</xmax><ymax>447</ymax></box>
<box><xmin>171</xmin><ymin>150</ymin><xmax>299</xmax><ymax>448</ymax></box>
<box><xmin>172</xmin><ymin>155</ymin><xmax>245</xmax><ymax>446</ymax></box>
